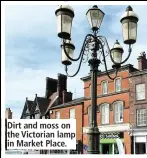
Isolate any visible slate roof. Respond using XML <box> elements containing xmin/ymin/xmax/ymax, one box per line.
<box><xmin>49</xmin><ymin>97</ymin><xmax>88</xmax><ymax>110</ymax></box>
<box><xmin>35</xmin><ymin>96</ymin><xmax>50</xmax><ymax>116</ymax></box>
<box><xmin>27</xmin><ymin>100</ymin><xmax>34</xmax><ymax>112</ymax></box>
<box><xmin>20</xmin><ymin>99</ymin><xmax>34</xmax><ymax>118</ymax></box>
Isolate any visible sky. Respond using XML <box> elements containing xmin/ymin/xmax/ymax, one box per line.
<box><xmin>5</xmin><ymin>3</ymin><xmax>147</xmax><ymax>118</ymax></box>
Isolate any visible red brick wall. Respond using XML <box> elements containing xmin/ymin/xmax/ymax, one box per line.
<box><xmin>129</xmin><ymin>72</ymin><xmax>147</xmax><ymax>127</ymax></box>
<box><xmin>50</xmin><ymin>104</ymin><xmax>83</xmax><ymax>141</ymax></box>
<box><xmin>83</xmin><ymin>70</ymin><xmax>130</xmax><ymax>126</ymax></box>
<box><xmin>124</xmin><ymin>132</ymin><xmax>131</xmax><ymax>154</ymax></box>
<box><xmin>83</xmin><ymin>70</ymin><xmax>131</xmax><ymax>154</ymax></box>
<box><xmin>84</xmin><ymin>71</ymin><xmax>129</xmax><ymax>98</ymax></box>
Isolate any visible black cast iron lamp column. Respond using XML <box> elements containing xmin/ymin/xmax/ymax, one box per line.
<box><xmin>55</xmin><ymin>5</ymin><xmax>139</xmax><ymax>154</ymax></box>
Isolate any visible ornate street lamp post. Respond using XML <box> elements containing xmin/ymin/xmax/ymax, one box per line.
<box><xmin>55</xmin><ymin>5</ymin><xmax>139</xmax><ymax>154</ymax></box>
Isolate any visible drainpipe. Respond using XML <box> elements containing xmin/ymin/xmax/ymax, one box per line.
<box><xmin>82</xmin><ymin>102</ymin><xmax>84</xmax><ymax>154</ymax></box>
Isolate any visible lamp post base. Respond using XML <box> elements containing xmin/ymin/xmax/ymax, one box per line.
<box><xmin>87</xmin><ymin>127</ymin><xmax>100</xmax><ymax>154</ymax></box>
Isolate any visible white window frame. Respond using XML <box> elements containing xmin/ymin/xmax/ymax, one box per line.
<box><xmin>137</xmin><ymin>109</ymin><xmax>147</xmax><ymax>126</ymax></box>
<box><xmin>136</xmin><ymin>84</ymin><xmax>145</xmax><ymax>100</ymax></box>
<box><xmin>114</xmin><ymin>101</ymin><xmax>123</xmax><ymax>123</ymax></box>
<box><xmin>55</xmin><ymin>111</ymin><xmax>60</xmax><ymax>119</ymax></box>
<box><xmin>35</xmin><ymin>113</ymin><xmax>40</xmax><ymax>119</ymax></box>
<box><xmin>115</xmin><ymin>77</ymin><xmax>121</xmax><ymax>92</ymax></box>
<box><xmin>69</xmin><ymin>108</ymin><xmax>75</xmax><ymax>119</ymax></box>
<box><xmin>101</xmin><ymin>103</ymin><xmax>109</xmax><ymax>124</ymax></box>
<box><xmin>102</xmin><ymin>81</ymin><xmax>108</xmax><ymax>95</ymax></box>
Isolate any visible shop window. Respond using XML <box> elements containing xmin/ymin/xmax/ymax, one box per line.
<box><xmin>115</xmin><ymin>78</ymin><xmax>121</xmax><ymax>92</ymax></box>
<box><xmin>101</xmin><ymin>103</ymin><xmax>109</xmax><ymax>124</ymax></box>
<box><xmin>137</xmin><ymin>109</ymin><xmax>147</xmax><ymax>126</ymax></box>
<box><xmin>135</xmin><ymin>143</ymin><xmax>146</xmax><ymax>154</ymax></box>
<box><xmin>136</xmin><ymin>83</ymin><xmax>145</xmax><ymax>100</ymax></box>
<box><xmin>114</xmin><ymin>101</ymin><xmax>123</xmax><ymax>123</ymax></box>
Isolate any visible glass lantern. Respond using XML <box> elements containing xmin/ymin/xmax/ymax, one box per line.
<box><xmin>120</xmin><ymin>6</ymin><xmax>139</xmax><ymax>44</ymax></box>
<box><xmin>86</xmin><ymin>5</ymin><xmax>105</xmax><ymax>31</ymax></box>
<box><xmin>111</xmin><ymin>40</ymin><xmax>124</xmax><ymax>64</ymax></box>
<box><xmin>55</xmin><ymin>5</ymin><xmax>74</xmax><ymax>39</ymax></box>
<box><xmin>61</xmin><ymin>39</ymin><xmax>75</xmax><ymax>65</ymax></box>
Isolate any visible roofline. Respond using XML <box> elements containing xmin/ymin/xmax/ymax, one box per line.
<box><xmin>35</xmin><ymin>97</ymin><xmax>41</xmax><ymax>115</ymax></box>
<box><xmin>49</xmin><ymin>97</ymin><xmax>88</xmax><ymax>110</ymax></box>
<box><xmin>80</xmin><ymin>64</ymin><xmax>138</xmax><ymax>81</ymax></box>
<box><xmin>130</xmin><ymin>69</ymin><xmax>147</xmax><ymax>77</ymax></box>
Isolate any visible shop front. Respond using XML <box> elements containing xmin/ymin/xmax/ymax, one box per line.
<box><xmin>131</xmin><ymin>128</ymin><xmax>147</xmax><ymax>154</ymax></box>
<box><xmin>83</xmin><ymin>123</ymin><xmax>130</xmax><ymax>154</ymax></box>
<box><xmin>100</xmin><ymin>132</ymin><xmax>124</xmax><ymax>154</ymax></box>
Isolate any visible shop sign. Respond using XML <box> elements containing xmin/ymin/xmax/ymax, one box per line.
<box><xmin>100</xmin><ymin>132</ymin><xmax>123</xmax><ymax>139</ymax></box>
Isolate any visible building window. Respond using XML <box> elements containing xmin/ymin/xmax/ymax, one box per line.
<box><xmin>135</xmin><ymin>143</ymin><xmax>146</xmax><ymax>154</ymax></box>
<box><xmin>42</xmin><ymin>116</ymin><xmax>46</xmax><ymax>119</ymax></box>
<box><xmin>55</xmin><ymin>111</ymin><xmax>60</xmax><ymax>119</ymax></box>
<box><xmin>114</xmin><ymin>101</ymin><xmax>123</xmax><ymax>123</ymax></box>
<box><xmin>101</xmin><ymin>103</ymin><xmax>109</xmax><ymax>124</ymax></box>
<box><xmin>102</xmin><ymin>81</ymin><xmax>108</xmax><ymax>95</ymax></box>
<box><xmin>69</xmin><ymin>108</ymin><xmax>75</xmax><ymax>119</ymax></box>
<box><xmin>137</xmin><ymin>109</ymin><xmax>147</xmax><ymax>126</ymax></box>
<box><xmin>115</xmin><ymin>78</ymin><xmax>121</xmax><ymax>92</ymax></box>
<box><xmin>35</xmin><ymin>113</ymin><xmax>40</xmax><ymax>119</ymax></box>
<box><xmin>136</xmin><ymin>84</ymin><xmax>145</xmax><ymax>100</ymax></box>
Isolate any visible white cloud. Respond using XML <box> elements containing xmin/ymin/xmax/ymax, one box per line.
<box><xmin>5</xmin><ymin>5</ymin><xmax>147</xmax><ymax>118</ymax></box>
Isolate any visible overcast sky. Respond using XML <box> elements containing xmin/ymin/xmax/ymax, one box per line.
<box><xmin>5</xmin><ymin>3</ymin><xmax>147</xmax><ymax>118</ymax></box>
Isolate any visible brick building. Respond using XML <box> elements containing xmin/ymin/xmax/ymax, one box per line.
<box><xmin>129</xmin><ymin>52</ymin><xmax>147</xmax><ymax>154</ymax></box>
<box><xmin>20</xmin><ymin>73</ymin><xmax>76</xmax><ymax>154</ymax></box>
<box><xmin>5</xmin><ymin>108</ymin><xmax>12</xmax><ymax>150</ymax></box>
<box><xmin>81</xmin><ymin>64</ymin><xmax>138</xmax><ymax>154</ymax></box>
<box><xmin>49</xmin><ymin>97</ymin><xmax>87</xmax><ymax>154</ymax></box>
<box><xmin>20</xmin><ymin>52</ymin><xmax>147</xmax><ymax>154</ymax></box>
<box><xmin>5</xmin><ymin>108</ymin><xmax>12</xmax><ymax>119</ymax></box>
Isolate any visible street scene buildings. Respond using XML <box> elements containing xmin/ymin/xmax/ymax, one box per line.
<box><xmin>4</xmin><ymin>3</ymin><xmax>147</xmax><ymax>155</ymax></box>
<box><xmin>20</xmin><ymin>52</ymin><xmax>147</xmax><ymax>154</ymax></box>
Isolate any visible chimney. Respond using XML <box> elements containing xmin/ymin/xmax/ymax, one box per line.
<box><xmin>5</xmin><ymin>108</ymin><xmax>12</xmax><ymax>119</ymax></box>
<box><xmin>57</xmin><ymin>73</ymin><xmax>67</xmax><ymax>104</ymax></box>
<box><xmin>45</xmin><ymin>77</ymin><xmax>57</xmax><ymax>98</ymax></box>
<box><xmin>137</xmin><ymin>52</ymin><xmax>147</xmax><ymax>71</ymax></box>
<box><xmin>63</xmin><ymin>91</ymin><xmax>73</xmax><ymax>103</ymax></box>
